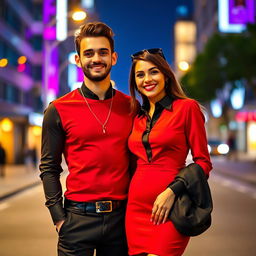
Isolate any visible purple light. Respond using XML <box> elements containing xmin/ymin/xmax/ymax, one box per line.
<box><xmin>43</xmin><ymin>27</ymin><xmax>56</xmax><ymax>40</ymax></box>
<box><xmin>77</xmin><ymin>67</ymin><xmax>84</xmax><ymax>82</ymax></box>
<box><xmin>43</xmin><ymin>0</ymin><xmax>56</xmax><ymax>25</ymax></box>
<box><xmin>47</xmin><ymin>47</ymin><xmax>59</xmax><ymax>96</ymax></box>
<box><xmin>43</xmin><ymin>0</ymin><xmax>59</xmax><ymax>101</ymax></box>
<box><xmin>229</xmin><ymin>0</ymin><xmax>255</xmax><ymax>25</ymax></box>
<box><xmin>43</xmin><ymin>0</ymin><xmax>57</xmax><ymax>41</ymax></box>
<box><xmin>25</xmin><ymin>28</ymin><xmax>32</xmax><ymax>40</ymax></box>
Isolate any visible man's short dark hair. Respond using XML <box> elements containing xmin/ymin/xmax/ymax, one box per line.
<box><xmin>75</xmin><ymin>22</ymin><xmax>115</xmax><ymax>55</ymax></box>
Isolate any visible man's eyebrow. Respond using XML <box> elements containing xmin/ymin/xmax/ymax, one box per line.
<box><xmin>99</xmin><ymin>48</ymin><xmax>110</xmax><ymax>51</ymax></box>
<box><xmin>83</xmin><ymin>48</ymin><xmax>109</xmax><ymax>52</ymax></box>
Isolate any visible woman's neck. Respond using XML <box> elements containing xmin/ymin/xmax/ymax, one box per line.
<box><xmin>148</xmin><ymin>101</ymin><xmax>155</xmax><ymax>118</ymax></box>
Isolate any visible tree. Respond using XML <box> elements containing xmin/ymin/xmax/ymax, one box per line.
<box><xmin>181</xmin><ymin>24</ymin><xmax>256</xmax><ymax>103</ymax></box>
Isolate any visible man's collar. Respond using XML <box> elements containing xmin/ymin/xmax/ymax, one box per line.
<box><xmin>80</xmin><ymin>82</ymin><xmax>114</xmax><ymax>100</ymax></box>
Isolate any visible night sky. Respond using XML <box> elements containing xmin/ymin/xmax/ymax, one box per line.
<box><xmin>95</xmin><ymin>0</ymin><xmax>193</xmax><ymax>94</ymax></box>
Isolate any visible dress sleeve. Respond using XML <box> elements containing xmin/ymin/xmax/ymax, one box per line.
<box><xmin>39</xmin><ymin>103</ymin><xmax>66</xmax><ymax>224</ymax></box>
<box><xmin>185</xmin><ymin>100</ymin><xmax>212</xmax><ymax>176</ymax></box>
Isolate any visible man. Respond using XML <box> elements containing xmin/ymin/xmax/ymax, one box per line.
<box><xmin>39</xmin><ymin>22</ymin><xmax>133</xmax><ymax>256</ymax></box>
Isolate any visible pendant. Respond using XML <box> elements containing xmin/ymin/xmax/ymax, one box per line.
<box><xmin>102</xmin><ymin>126</ymin><xmax>106</xmax><ymax>134</ymax></box>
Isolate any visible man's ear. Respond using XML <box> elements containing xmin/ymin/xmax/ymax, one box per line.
<box><xmin>75</xmin><ymin>54</ymin><xmax>82</xmax><ymax>67</ymax></box>
<box><xmin>111</xmin><ymin>52</ymin><xmax>118</xmax><ymax>66</ymax></box>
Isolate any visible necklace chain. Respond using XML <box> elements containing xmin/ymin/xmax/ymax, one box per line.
<box><xmin>80</xmin><ymin>87</ymin><xmax>114</xmax><ymax>134</ymax></box>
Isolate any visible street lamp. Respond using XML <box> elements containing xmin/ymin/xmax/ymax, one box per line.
<box><xmin>178</xmin><ymin>61</ymin><xmax>190</xmax><ymax>72</ymax></box>
<box><xmin>72</xmin><ymin>11</ymin><xmax>87</xmax><ymax>21</ymax></box>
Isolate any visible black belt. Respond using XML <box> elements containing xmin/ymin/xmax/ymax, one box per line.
<box><xmin>64</xmin><ymin>199</ymin><xmax>126</xmax><ymax>214</ymax></box>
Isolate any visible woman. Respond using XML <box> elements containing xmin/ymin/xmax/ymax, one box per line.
<box><xmin>126</xmin><ymin>48</ymin><xmax>212</xmax><ymax>256</ymax></box>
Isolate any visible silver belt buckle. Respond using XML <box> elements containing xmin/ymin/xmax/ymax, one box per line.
<box><xmin>96</xmin><ymin>201</ymin><xmax>112</xmax><ymax>213</ymax></box>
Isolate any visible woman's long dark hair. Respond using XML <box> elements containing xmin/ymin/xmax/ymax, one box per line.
<box><xmin>129</xmin><ymin>51</ymin><xmax>188</xmax><ymax>113</ymax></box>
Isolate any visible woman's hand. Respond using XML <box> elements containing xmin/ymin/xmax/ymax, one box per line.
<box><xmin>151</xmin><ymin>188</ymin><xmax>175</xmax><ymax>225</ymax></box>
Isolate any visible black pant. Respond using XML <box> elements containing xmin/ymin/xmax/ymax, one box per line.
<box><xmin>57</xmin><ymin>203</ymin><xmax>128</xmax><ymax>256</ymax></box>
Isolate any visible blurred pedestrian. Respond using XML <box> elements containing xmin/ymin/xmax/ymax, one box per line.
<box><xmin>125</xmin><ymin>48</ymin><xmax>212</xmax><ymax>256</ymax></box>
<box><xmin>0</xmin><ymin>142</ymin><xmax>6</xmax><ymax>178</ymax></box>
<box><xmin>30</xmin><ymin>147</ymin><xmax>38</xmax><ymax>169</ymax></box>
<box><xmin>227</xmin><ymin>132</ymin><xmax>237</xmax><ymax>161</ymax></box>
<box><xmin>24</xmin><ymin>145</ymin><xmax>38</xmax><ymax>171</ymax></box>
<box><xmin>39</xmin><ymin>22</ymin><xmax>134</xmax><ymax>256</ymax></box>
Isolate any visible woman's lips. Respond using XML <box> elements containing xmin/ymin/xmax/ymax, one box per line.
<box><xmin>143</xmin><ymin>84</ymin><xmax>156</xmax><ymax>92</ymax></box>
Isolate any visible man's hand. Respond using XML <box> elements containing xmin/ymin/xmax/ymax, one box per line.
<box><xmin>151</xmin><ymin>188</ymin><xmax>175</xmax><ymax>225</ymax></box>
<box><xmin>55</xmin><ymin>219</ymin><xmax>65</xmax><ymax>233</ymax></box>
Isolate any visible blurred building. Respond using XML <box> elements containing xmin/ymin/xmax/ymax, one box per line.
<box><xmin>194</xmin><ymin>0</ymin><xmax>218</xmax><ymax>53</ymax></box>
<box><xmin>174</xmin><ymin>20</ymin><xmax>196</xmax><ymax>79</ymax></box>
<box><xmin>192</xmin><ymin>0</ymin><xmax>256</xmax><ymax>158</ymax></box>
<box><xmin>0</xmin><ymin>0</ymin><xmax>98</xmax><ymax>164</ymax></box>
<box><xmin>174</xmin><ymin>1</ymin><xmax>196</xmax><ymax>78</ymax></box>
<box><xmin>0</xmin><ymin>0</ymin><xmax>44</xmax><ymax>164</ymax></box>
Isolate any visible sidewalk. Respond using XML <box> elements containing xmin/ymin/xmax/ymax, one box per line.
<box><xmin>0</xmin><ymin>156</ymin><xmax>255</xmax><ymax>201</ymax></box>
<box><xmin>212</xmin><ymin>156</ymin><xmax>256</xmax><ymax>186</ymax></box>
<box><xmin>0</xmin><ymin>164</ymin><xmax>41</xmax><ymax>201</ymax></box>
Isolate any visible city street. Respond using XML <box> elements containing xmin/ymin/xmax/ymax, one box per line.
<box><xmin>0</xmin><ymin>158</ymin><xmax>256</xmax><ymax>256</ymax></box>
<box><xmin>1</xmin><ymin>1</ymin><xmax>256</xmax><ymax>256</ymax></box>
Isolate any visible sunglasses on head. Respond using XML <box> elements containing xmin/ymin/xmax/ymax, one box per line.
<box><xmin>131</xmin><ymin>48</ymin><xmax>166</xmax><ymax>60</ymax></box>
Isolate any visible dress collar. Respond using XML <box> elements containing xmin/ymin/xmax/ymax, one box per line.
<box><xmin>139</xmin><ymin>95</ymin><xmax>174</xmax><ymax>116</ymax></box>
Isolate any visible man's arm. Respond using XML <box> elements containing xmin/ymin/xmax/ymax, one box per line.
<box><xmin>39</xmin><ymin>103</ymin><xmax>66</xmax><ymax>224</ymax></box>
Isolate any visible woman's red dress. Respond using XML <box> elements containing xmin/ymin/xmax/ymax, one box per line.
<box><xmin>126</xmin><ymin>98</ymin><xmax>212</xmax><ymax>256</ymax></box>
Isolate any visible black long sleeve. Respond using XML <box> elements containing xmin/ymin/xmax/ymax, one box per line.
<box><xmin>39</xmin><ymin>103</ymin><xmax>66</xmax><ymax>224</ymax></box>
<box><xmin>168</xmin><ymin>180</ymin><xmax>186</xmax><ymax>196</ymax></box>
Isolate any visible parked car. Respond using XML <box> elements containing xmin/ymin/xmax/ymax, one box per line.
<box><xmin>207</xmin><ymin>139</ymin><xmax>229</xmax><ymax>156</ymax></box>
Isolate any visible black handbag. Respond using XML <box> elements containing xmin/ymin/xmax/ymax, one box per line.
<box><xmin>169</xmin><ymin>163</ymin><xmax>213</xmax><ymax>236</ymax></box>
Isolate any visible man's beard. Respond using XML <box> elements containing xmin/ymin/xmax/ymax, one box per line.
<box><xmin>81</xmin><ymin>62</ymin><xmax>112</xmax><ymax>82</ymax></box>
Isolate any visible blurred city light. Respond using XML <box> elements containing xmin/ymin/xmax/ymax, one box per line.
<box><xmin>68</xmin><ymin>52</ymin><xmax>77</xmax><ymax>64</ymax></box>
<box><xmin>29</xmin><ymin>113</ymin><xmax>43</xmax><ymax>127</ymax></box>
<box><xmin>17</xmin><ymin>64</ymin><xmax>26</xmax><ymax>72</ymax></box>
<box><xmin>176</xmin><ymin>5</ymin><xmax>188</xmax><ymax>16</ymax></box>
<box><xmin>56</xmin><ymin>0</ymin><xmax>68</xmax><ymax>41</ymax></box>
<box><xmin>1</xmin><ymin>118</ymin><xmax>13</xmax><ymax>132</ymax></box>
<box><xmin>178</xmin><ymin>61</ymin><xmax>190</xmax><ymax>71</ymax></box>
<box><xmin>248</xmin><ymin>123</ymin><xmax>256</xmax><ymax>142</ymax></box>
<box><xmin>208</xmin><ymin>144</ymin><xmax>212</xmax><ymax>153</ymax></box>
<box><xmin>46</xmin><ymin>89</ymin><xmax>57</xmax><ymax>105</ymax></box>
<box><xmin>210</xmin><ymin>99</ymin><xmax>222</xmax><ymax>118</ymax></box>
<box><xmin>247</xmin><ymin>123</ymin><xmax>256</xmax><ymax>153</ymax></box>
<box><xmin>218</xmin><ymin>0</ymin><xmax>255</xmax><ymax>33</ymax></box>
<box><xmin>217</xmin><ymin>144</ymin><xmax>229</xmax><ymax>154</ymax></box>
<box><xmin>111</xmin><ymin>80</ymin><xmax>117</xmax><ymax>89</ymax></box>
<box><xmin>0</xmin><ymin>58</ymin><xmax>8</xmax><ymax>67</ymax></box>
<box><xmin>32</xmin><ymin>126</ymin><xmax>42</xmax><ymax>137</ymax></box>
<box><xmin>230</xmin><ymin>82</ymin><xmax>245</xmax><ymax>110</ymax></box>
<box><xmin>82</xmin><ymin>0</ymin><xmax>94</xmax><ymax>9</ymax></box>
<box><xmin>17</xmin><ymin>56</ymin><xmax>27</xmax><ymax>65</ymax></box>
<box><xmin>68</xmin><ymin>64</ymin><xmax>77</xmax><ymax>89</ymax></box>
<box><xmin>70</xmin><ymin>82</ymin><xmax>82</xmax><ymax>91</ymax></box>
<box><xmin>72</xmin><ymin>11</ymin><xmax>87</xmax><ymax>21</ymax></box>
<box><xmin>229</xmin><ymin>121</ymin><xmax>238</xmax><ymax>130</ymax></box>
